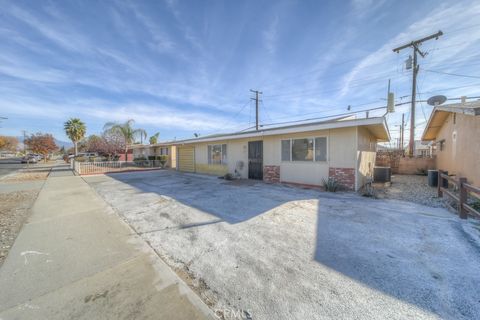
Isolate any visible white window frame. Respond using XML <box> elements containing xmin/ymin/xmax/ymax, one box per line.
<box><xmin>208</xmin><ymin>144</ymin><xmax>227</xmax><ymax>165</ymax></box>
<box><xmin>281</xmin><ymin>136</ymin><xmax>328</xmax><ymax>162</ymax></box>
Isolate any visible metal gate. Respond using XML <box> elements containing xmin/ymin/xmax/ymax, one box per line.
<box><xmin>248</xmin><ymin>141</ymin><xmax>263</xmax><ymax>180</ymax></box>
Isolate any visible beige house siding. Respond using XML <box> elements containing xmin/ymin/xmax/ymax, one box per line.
<box><xmin>181</xmin><ymin>127</ymin><xmax>365</xmax><ymax>189</ymax></box>
<box><xmin>435</xmin><ymin>113</ymin><xmax>480</xmax><ymax>186</ymax></box>
<box><xmin>356</xmin><ymin>126</ymin><xmax>377</xmax><ymax>191</ymax></box>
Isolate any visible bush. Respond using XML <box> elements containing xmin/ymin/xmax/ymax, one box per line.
<box><xmin>75</xmin><ymin>156</ymin><xmax>87</xmax><ymax>162</ymax></box>
<box><xmin>322</xmin><ymin>177</ymin><xmax>339</xmax><ymax>192</ymax></box>
<box><xmin>133</xmin><ymin>156</ymin><xmax>147</xmax><ymax>161</ymax></box>
<box><xmin>158</xmin><ymin>155</ymin><xmax>168</xmax><ymax>167</ymax></box>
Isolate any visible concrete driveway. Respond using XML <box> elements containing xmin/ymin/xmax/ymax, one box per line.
<box><xmin>85</xmin><ymin>170</ymin><xmax>480</xmax><ymax>320</ymax></box>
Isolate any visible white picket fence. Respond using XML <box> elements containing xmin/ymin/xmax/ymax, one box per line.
<box><xmin>72</xmin><ymin>160</ymin><xmax>164</xmax><ymax>175</ymax></box>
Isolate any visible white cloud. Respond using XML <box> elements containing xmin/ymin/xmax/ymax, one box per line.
<box><xmin>340</xmin><ymin>0</ymin><xmax>480</xmax><ymax>98</ymax></box>
<box><xmin>263</xmin><ymin>15</ymin><xmax>279</xmax><ymax>54</ymax></box>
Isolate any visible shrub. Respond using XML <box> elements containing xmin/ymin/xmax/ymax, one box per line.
<box><xmin>158</xmin><ymin>155</ymin><xmax>168</xmax><ymax>168</ymax></box>
<box><xmin>224</xmin><ymin>173</ymin><xmax>234</xmax><ymax>180</ymax></box>
<box><xmin>322</xmin><ymin>177</ymin><xmax>339</xmax><ymax>192</ymax></box>
<box><xmin>75</xmin><ymin>156</ymin><xmax>87</xmax><ymax>162</ymax></box>
<box><xmin>416</xmin><ymin>168</ymin><xmax>428</xmax><ymax>176</ymax></box>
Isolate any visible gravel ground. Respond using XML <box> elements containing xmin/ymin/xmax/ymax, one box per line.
<box><xmin>86</xmin><ymin>170</ymin><xmax>480</xmax><ymax>320</ymax></box>
<box><xmin>373</xmin><ymin>174</ymin><xmax>445</xmax><ymax>208</ymax></box>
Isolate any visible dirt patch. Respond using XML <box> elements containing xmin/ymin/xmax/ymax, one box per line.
<box><xmin>0</xmin><ymin>190</ymin><xmax>39</xmax><ymax>265</ymax></box>
<box><xmin>2</xmin><ymin>170</ymin><xmax>50</xmax><ymax>182</ymax></box>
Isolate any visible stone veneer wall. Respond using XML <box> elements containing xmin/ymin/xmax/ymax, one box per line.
<box><xmin>263</xmin><ymin>165</ymin><xmax>280</xmax><ymax>183</ymax></box>
<box><xmin>328</xmin><ymin>167</ymin><xmax>355</xmax><ymax>190</ymax></box>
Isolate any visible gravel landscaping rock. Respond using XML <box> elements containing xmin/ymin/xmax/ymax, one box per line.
<box><xmin>373</xmin><ymin>174</ymin><xmax>445</xmax><ymax>208</ymax></box>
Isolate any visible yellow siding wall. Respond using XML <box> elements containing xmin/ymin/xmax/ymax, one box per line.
<box><xmin>436</xmin><ymin>113</ymin><xmax>480</xmax><ymax>186</ymax></box>
<box><xmin>356</xmin><ymin>126</ymin><xmax>377</xmax><ymax>190</ymax></box>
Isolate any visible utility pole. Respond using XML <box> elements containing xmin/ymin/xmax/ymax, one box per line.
<box><xmin>22</xmin><ymin>130</ymin><xmax>27</xmax><ymax>154</ymax></box>
<box><xmin>250</xmin><ymin>89</ymin><xmax>262</xmax><ymax>131</ymax></box>
<box><xmin>400</xmin><ymin>113</ymin><xmax>405</xmax><ymax>154</ymax></box>
<box><xmin>393</xmin><ymin>30</ymin><xmax>443</xmax><ymax>156</ymax></box>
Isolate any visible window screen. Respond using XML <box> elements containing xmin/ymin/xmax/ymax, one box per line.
<box><xmin>315</xmin><ymin>137</ymin><xmax>327</xmax><ymax>161</ymax></box>
<box><xmin>281</xmin><ymin>140</ymin><xmax>291</xmax><ymax>161</ymax></box>
<box><xmin>292</xmin><ymin>138</ymin><xmax>313</xmax><ymax>161</ymax></box>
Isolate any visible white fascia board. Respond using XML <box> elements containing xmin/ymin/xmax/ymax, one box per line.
<box><xmin>173</xmin><ymin>117</ymin><xmax>387</xmax><ymax>145</ymax></box>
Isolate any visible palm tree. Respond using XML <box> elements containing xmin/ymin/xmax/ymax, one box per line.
<box><xmin>103</xmin><ymin>119</ymin><xmax>146</xmax><ymax>160</ymax></box>
<box><xmin>149</xmin><ymin>132</ymin><xmax>160</xmax><ymax>145</ymax></box>
<box><xmin>64</xmin><ymin>118</ymin><xmax>86</xmax><ymax>156</ymax></box>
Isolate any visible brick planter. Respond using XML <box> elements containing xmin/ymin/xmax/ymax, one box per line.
<box><xmin>263</xmin><ymin>165</ymin><xmax>280</xmax><ymax>183</ymax></box>
<box><xmin>328</xmin><ymin>167</ymin><xmax>355</xmax><ymax>190</ymax></box>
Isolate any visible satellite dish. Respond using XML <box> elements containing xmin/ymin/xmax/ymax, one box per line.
<box><xmin>427</xmin><ymin>95</ymin><xmax>447</xmax><ymax>106</ymax></box>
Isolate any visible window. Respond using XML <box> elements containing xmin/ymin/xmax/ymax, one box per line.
<box><xmin>292</xmin><ymin>138</ymin><xmax>313</xmax><ymax>161</ymax></box>
<box><xmin>281</xmin><ymin>140</ymin><xmax>291</xmax><ymax>161</ymax></box>
<box><xmin>315</xmin><ymin>137</ymin><xmax>327</xmax><ymax>161</ymax></box>
<box><xmin>281</xmin><ymin>137</ymin><xmax>327</xmax><ymax>162</ymax></box>
<box><xmin>159</xmin><ymin>147</ymin><xmax>169</xmax><ymax>155</ymax></box>
<box><xmin>208</xmin><ymin>144</ymin><xmax>227</xmax><ymax>164</ymax></box>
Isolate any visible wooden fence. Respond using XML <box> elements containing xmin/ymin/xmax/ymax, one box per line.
<box><xmin>72</xmin><ymin>160</ymin><xmax>164</xmax><ymax>175</ymax></box>
<box><xmin>437</xmin><ymin>170</ymin><xmax>480</xmax><ymax>219</ymax></box>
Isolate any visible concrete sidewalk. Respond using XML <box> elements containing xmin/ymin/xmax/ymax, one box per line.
<box><xmin>0</xmin><ymin>174</ymin><xmax>214</xmax><ymax>320</ymax></box>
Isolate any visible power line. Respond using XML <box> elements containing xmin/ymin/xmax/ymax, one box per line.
<box><xmin>231</xmin><ymin>100</ymin><xmax>251</xmax><ymax>119</ymax></box>
<box><xmin>392</xmin><ymin>30</ymin><xmax>443</xmax><ymax>157</ymax></box>
<box><xmin>258</xmin><ymin>106</ymin><xmax>388</xmax><ymax>128</ymax></box>
<box><xmin>263</xmin><ymin>73</ymin><xmax>410</xmax><ymax>100</ymax></box>
<box><xmin>424</xmin><ymin>69</ymin><xmax>480</xmax><ymax>79</ymax></box>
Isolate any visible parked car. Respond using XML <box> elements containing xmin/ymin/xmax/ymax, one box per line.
<box><xmin>21</xmin><ymin>155</ymin><xmax>38</xmax><ymax>163</ymax></box>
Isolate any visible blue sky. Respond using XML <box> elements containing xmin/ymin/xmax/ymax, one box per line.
<box><xmin>1</xmin><ymin>0</ymin><xmax>480</xmax><ymax>144</ymax></box>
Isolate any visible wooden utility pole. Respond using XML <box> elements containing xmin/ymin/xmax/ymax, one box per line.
<box><xmin>393</xmin><ymin>30</ymin><xmax>443</xmax><ymax>156</ymax></box>
<box><xmin>400</xmin><ymin>113</ymin><xmax>405</xmax><ymax>153</ymax></box>
<box><xmin>22</xmin><ymin>130</ymin><xmax>27</xmax><ymax>154</ymax></box>
<box><xmin>250</xmin><ymin>89</ymin><xmax>262</xmax><ymax>131</ymax></box>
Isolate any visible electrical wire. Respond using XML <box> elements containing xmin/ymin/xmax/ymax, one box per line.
<box><xmin>423</xmin><ymin>69</ymin><xmax>480</xmax><ymax>79</ymax></box>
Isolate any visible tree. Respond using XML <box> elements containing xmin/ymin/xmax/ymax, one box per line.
<box><xmin>103</xmin><ymin>119</ymin><xmax>146</xmax><ymax>160</ymax></box>
<box><xmin>64</xmin><ymin>118</ymin><xmax>86</xmax><ymax>156</ymax></box>
<box><xmin>0</xmin><ymin>136</ymin><xmax>19</xmax><ymax>152</ymax></box>
<box><xmin>24</xmin><ymin>133</ymin><xmax>57</xmax><ymax>162</ymax></box>
<box><xmin>149</xmin><ymin>132</ymin><xmax>160</xmax><ymax>145</ymax></box>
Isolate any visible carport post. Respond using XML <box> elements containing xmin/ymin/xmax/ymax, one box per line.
<box><xmin>458</xmin><ymin>177</ymin><xmax>467</xmax><ymax>219</ymax></box>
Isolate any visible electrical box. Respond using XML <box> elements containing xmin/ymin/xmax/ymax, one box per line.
<box><xmin>387</xmin><ymin>92</ymin><xmax>395</xmax><ymax>113</ymax></box>
<box><xmin>405</xmin><ymin>55</ymin><xmax>412</xmax><ymax>70</ymax></box>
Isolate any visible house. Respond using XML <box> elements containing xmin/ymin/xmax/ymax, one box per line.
<box><xmin>412</xmin><ymin>140</ymin><xmax>433</xmax><ymax>158</ymax></box>
<box><xmin>131</xmin><ymin>143</ymin><xmax>176</xmax><ymax>168</ymax></box>
<box><xmin>172</xmin><ymin>116</ymin><xmax>390</xmax><ymax>191</ymax></box>
<box><xmin>422</xmin><ymin>100</ymin><xmax>480</xmax><ymax>186</ymax></box>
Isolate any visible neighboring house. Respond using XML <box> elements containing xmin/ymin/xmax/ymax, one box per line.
<box><xmin>422</xmin><ymin>100</ymin><xmax>480</xmax><ymax>186</ymax></box>
<box><xmin>413</xmin><ymin>140</ymin><xmax>433</xmax><ymax>158</ymax></box>
<box><xmin>172</xmin><ymin>117</ymin><xmax>390</xmax><ymax>191</ymax></box>
<box><xmin>131</xmin><ymin>143</ymin><xmax>176</xmax><ymax>168</ymax></box>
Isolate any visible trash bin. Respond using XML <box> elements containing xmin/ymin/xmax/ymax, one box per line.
<box><xmin>428</xmin><ymin>170</ymin><xmax>438</xmax><ymax>187</ymax></box>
